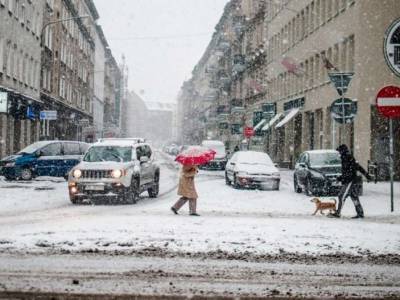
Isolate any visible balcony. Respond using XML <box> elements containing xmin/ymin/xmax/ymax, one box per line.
<box><xmin>230</xmin><ymin>98</ymin><xmax>245</xmax><ymax>115</ymax></box>
<box><xmin>217</xmin><ymin>39</ymin><xmax>231</xmax><ymax>52</ymax></box>
<box><xmin>232</xmin><ymin>15</ymin><xmax>246</xmax><ymax>37</ymax></box>
<box><xmin>218</xmin><ymin>113</ymin><xmax>229</xmax><ymax>123</ymax></box>
<box><xmin>216</xmin><ymin>105</ymin><xmax>229</xmax><ymax>115</ymax></box>
<box><xmin>204</xmin><ymin>90</ymin><xmax>218</xmax><ymax>102</ymax></box>
<box><xmin>232</xmin><ymin>54</ymin><xmax>246</xmax><ymax>76</ymax></box>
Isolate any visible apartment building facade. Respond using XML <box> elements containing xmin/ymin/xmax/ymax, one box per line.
<box><xmin>178</xmin><ymin>0</ymin><xmax>400</xmax><ymax>178</ymax></box>
<box><xmin>39</xmin><ymin>0</ymin><xmax>98</xmax><ymax>141</ymax></box>
<box><xmin>0</xmin><ymin>0</ymin><xmax>45</xmax><ymax>157</ymax></box>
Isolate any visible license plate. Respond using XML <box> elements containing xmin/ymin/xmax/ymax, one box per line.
<box><xmin>85</xmin><ymin>185</ymin><xmax>104</xmax><ymax>191</ymax></box>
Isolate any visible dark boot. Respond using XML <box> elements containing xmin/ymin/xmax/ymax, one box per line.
<box><xmin>328</xmin><ymin>212</ymin><xmax>340</xmax><ymax>218</ymax></box>
<box><xmin>354</xmin><ymin>204</ymin><xmax>364</xmax><ymax>218</ymax></box>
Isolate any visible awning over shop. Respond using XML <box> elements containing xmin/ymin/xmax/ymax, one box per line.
<box><xmin>254</xmin><ymin>119</ymin><xmax>266</xmax><ymax>131</ymax></box>
<box><xmin>262</xmin><ymin>113</ymin><xmax>282</xmax><ymax>131</ymax></box>
<box><xmin>275</xmin><ymin>108</ymin><xmax>300</xmax><ymax>128</ymax></box>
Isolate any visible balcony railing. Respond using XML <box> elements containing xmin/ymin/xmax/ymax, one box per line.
<box><xmin>232</xmin><ymin>54</ymin><xmax>246</xmax><ymax>76</ymax></box>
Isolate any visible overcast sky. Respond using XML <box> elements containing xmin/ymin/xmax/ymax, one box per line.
<box><xmin>94</xmin><ymin>0</ymin><xmax>229</xmax><ymax>103</ymax></box>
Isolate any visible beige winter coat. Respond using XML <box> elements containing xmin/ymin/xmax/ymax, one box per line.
<box><xmin>177</xmin><ymin>165</ymin><xmax>198</xmax><ymax>199</ymax></box>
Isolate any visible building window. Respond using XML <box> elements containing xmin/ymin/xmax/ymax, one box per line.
<box><xmin>8</xmin><ymin>0</ymin><xmax>14</xmax><ymax>13</ymax></box>
<box><xmin>231</xmin><ymin>124</ymin><xmax>242</xmax><ymax>135</ymax></box>
<box><xmin>44</xmin><ymin>26</ymin><xmax>53</xmax><ymax>50</ymax></box>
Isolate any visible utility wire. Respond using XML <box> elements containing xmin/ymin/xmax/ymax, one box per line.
<box><xmin>108</xmin><ymin>32</ymin><xmax>213</xmax><ymax>41</ymax></box>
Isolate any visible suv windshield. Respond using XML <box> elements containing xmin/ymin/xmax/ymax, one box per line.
<box><xmin>309</xmin><ymin>152</ymin><xmax>341</xmax><ymax>167</ymax></box>
<box><xmin>83</xmin><ymin>146</ymin><xmax>132</xmax><ymax>163</ymax></box>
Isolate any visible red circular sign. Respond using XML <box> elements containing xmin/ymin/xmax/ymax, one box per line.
<box><xmin>244</xmin><ymin>126</ymin><xmax>254</xmax><ymax>138</ymax></box>
<box><xmin>376</xmin><ymin>85</ymin><xmax>400</xmax><ymax>118</ymax></box>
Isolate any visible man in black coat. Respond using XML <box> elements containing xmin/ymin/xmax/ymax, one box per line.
<box><xmin>329</xmin><ymin>144</ymin><xmax>372</xmax><ymax>219</ymax></box>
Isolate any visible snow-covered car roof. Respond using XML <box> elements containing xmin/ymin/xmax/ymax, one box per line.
<box><xmin>234</xmin><ymin>151</ymin><xmax>274</xmax><ymax>165</ymax></box>
<box><xmin>92</xmin><ymin>140</ymin><xmax>145</xmax><ymax>147</ymax></box>
<box><xmin>18</xmin><ymin>140</ymin><xmax>87</xmax><ymax>154</ymax></box>
<box><xmin>304</xmin><ymin>150</ymin><xmax>339</xmax><ymax>154</ymax></box>
<box><xmin>97</xmin><ymin>137</ymin><xmax>146</xmax><ymax>143</ymax></box>
<box><xmin>202</xmin><ymin>140</ymin><xmax>224</xmax><ymax>146</ymax></box>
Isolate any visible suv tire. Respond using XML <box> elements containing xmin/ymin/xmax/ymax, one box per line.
<box><xmin>305</xmin><ymin>178</ymin><xmax>314</xmax><ymax>196</ymax></box>
<box><xmin>148</xmin><ymin>172</ymin><xmax>159</xmax><ymax>198</ymax></box>
<box><xmin>294</xmin><ymin>175</ymin><xmax>302</xmax><ymax>193</ymax></box>
<box><xmin>225</xmin><ymin>172</ymin><xmax>231</xmax><ymax>186</ymax></box>
<box><xmin>20</xmin><ymin>168</ymin><xmax>33</xmax><ymax>181</ymax></box>
<box><xmin>126</xmin><ymin>178</ymin><xmax>140</xmax><ymax>204</ymax></box>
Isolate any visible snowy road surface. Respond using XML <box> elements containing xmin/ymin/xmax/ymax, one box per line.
<box><xmin>0</xmin><ymin>151</ymin><xmax>399</xmax><ymax>298</ymax></box>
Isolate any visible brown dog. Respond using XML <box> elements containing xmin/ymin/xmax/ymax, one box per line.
<box><xmin>310</xmin><ymin>198</ymin><xmax>337</xmax><ymax>215</ymax></box>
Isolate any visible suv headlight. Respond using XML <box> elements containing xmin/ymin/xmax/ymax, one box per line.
<box><xmin>5</xmin><ymin>162</ymin><xmax>15</xmax><ymax>167</ymax></box>
<box><xmin>73</xmin><ymin>169</ymin><xmax>82</xmax><ymax>179</ymax></box>
<box><xmin>111</xmin><ymin>169</ymin><xmax>124</xmax><ymax>179</ymax></box>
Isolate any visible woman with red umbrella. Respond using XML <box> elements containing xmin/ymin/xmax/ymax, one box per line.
<box><xmin>171</xmin><ymin>146</ymin><xmax>216</xmax><ymax>216</ymax></box>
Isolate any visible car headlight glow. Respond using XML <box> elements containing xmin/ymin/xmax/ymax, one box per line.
<box><xmin>111</xmin><ymin>169</ymin><xmax>123</xmax><ymax>178</ymax></box>
<box><xmin>5</xmin><ymin>162</ymin><xmax>15</xmax><ymax>167</ymax></box>
<box><xmin>73</xmin><ymin>169</ymin><xmax>82</xmax><ymax>179</ymax></box>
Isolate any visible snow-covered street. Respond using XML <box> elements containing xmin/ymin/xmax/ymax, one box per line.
<box><xmin>1</xmin><ymin>152</ymin><xmax>399</xmax><ymax>257</ymax></box>
<box><xmin>0</xmin><ymin>152</ymin><xmax>399</xmax><ymax>298</ymax></box>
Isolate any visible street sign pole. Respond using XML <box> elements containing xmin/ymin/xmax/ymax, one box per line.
<box><xmin>376</xmin><ymin>85</ymin><xmax>400</xmax><ymax>212</ymax></box>
<box><xmin>341</xmin><ymin>74</ymin><xmax>345</xmax><ymax>144</ymax></box>
<box><xmin>389</xmin><ymin>118</ymin><xmax>394</xmax><ymax>212</ymax></box>
<box><xmin>332</xmin><ymin>114</ymin><xmax>336</xmax><ymax>149</ymax></box>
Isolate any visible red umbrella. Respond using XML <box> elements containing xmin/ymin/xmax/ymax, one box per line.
<box><xmin>175</xmin><ymin>146</ymin><xmax>216</xmax><ymax>166</ymax></box>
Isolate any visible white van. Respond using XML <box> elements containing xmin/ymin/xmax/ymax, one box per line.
<box><xmin>201</xmin><ymin>140</ymin><xmax>227</xmax><ymax>170</ymax></box>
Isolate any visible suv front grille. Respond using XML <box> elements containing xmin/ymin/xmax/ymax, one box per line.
<box><xmin>82</xmin><ymin>170</ymin><xmax>111</xmax><ymax>179</ymax></box>
<box><xmin>325</xmin><ymin>174</ymin><xmax>340</xmax><ymax>181</ymax></box>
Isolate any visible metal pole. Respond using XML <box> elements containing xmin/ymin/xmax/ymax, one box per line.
<box><xmin>341</xmin><ymin>74</ymin><xmax>345</xmax><ymax>145</ymax></box>
<box><xmin>332</xmin><ymin>115</ymin><xmax>336</xmax><ymax>149</ymax></box>
<box><xmin>389</xmin><ymin>118</ymin><xmax>394</xmax><ymax>212</ymax></box>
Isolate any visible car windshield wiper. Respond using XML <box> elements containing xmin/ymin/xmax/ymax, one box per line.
<box><xmin>107</xmin><ymin>152</ymin><xmax>123</xmax><ymax>162</ymax></box>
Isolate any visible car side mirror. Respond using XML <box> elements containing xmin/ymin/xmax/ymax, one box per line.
<box><xmin>230</xmin><ymin>162</ymin><xmax>236</xmax><ymax>166</ymax></box>
<box><xmin>299</xmin><ymin>163</ymin><xmax>307</xmax><ymax>168</ymax></box>
<box><xmin>35</xmin><ymin>151</ymin><xmax>42</xmax><ymax>157</ymax></box>
<box><xmin>140</xmin><ymin>156</ymin><xmax>149</xmax><ymax>163</ymax></box>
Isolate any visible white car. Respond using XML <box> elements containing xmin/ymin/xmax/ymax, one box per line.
<box><xmin>200</xmin><ymin>140</ymin><xmax>227</xmax><ymax>170</ymax></box>
<box><xmin>68</xmin><ymin>140</ymin><xmax>160</xmax><ymax>204</ymax></box>
<box><xmin>225</xmin><ymin>151</ymin><xmax>280</xmax><ymax>190</ymax></box>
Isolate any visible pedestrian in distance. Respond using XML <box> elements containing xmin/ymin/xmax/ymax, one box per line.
<box><xmin>171</xmin><ymin>164</ymin><xmax>200</xmax><ymax>216</ymax></box>
<box><xmin>329</xmin><ymin>144</ymin><xmax>372</xmax><ymax>219</ymax></box>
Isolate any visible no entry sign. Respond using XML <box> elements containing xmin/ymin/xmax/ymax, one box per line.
<box><xmin>244</xmin><ymin>126</ymin><xmax>254</xmax><ymax>138</ymax></box>
<box><xmin>376</xmin><ymin>85</ymin><xmax>400</xmax><ymax>118</ymax></box>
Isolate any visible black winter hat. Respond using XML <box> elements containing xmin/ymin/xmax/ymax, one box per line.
<box><xmin>336</xmin><ymin>144</ymin><xmax>349</xmax><ymax>154</ymax></box>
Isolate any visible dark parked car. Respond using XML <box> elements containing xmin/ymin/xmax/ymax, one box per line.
<box><xmin>0</xmin><ymin>141</ymin><xmax>89</xmax><ymax>181</ymax></box>
<box><xmin>293</xmin><ymin>150</ymin><xmax>362</xmax><ymax>196</ymax></box>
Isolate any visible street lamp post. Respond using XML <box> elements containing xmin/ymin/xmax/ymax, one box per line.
<box><xmin>40</xmin><ymin>15</ymin><xmax>90</xmax><ymax>47</ymax></box>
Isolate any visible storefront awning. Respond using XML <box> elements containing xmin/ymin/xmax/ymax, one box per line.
<box><xmin>262</xmin><ymin>113</ymin><xmax>282</xmax><ymax>131</ymax></box>
<box><xmin>275</xmin><ymin>108</ymin><xmax>300</xmax><ymax>128</ymax></box>
<box><xmin>254</xmin><ymin>119</ymin><xmax>266</xmax><ymax>131</ymax></box>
